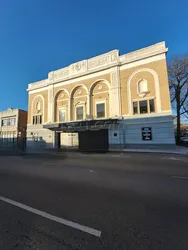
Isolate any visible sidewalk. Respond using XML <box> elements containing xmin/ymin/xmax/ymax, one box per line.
<box><xmin>25</xmin><ymin>146</ymin><xmax>188</xmax><ymax>156</ymax></box>
<box><xmin>123</xmin><ymin>146</ymin><xmax>188</xmax><ymax>155</ymax></box>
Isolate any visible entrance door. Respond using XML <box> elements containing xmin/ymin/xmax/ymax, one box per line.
<box><xmin>79</xmin><ymin>129</ymin><xmax>109</xmax><ymax>152</ymax></box>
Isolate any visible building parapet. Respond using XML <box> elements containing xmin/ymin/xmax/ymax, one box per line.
<box><xmin>28</xmin><ymin>79</ymin><xmax>48</xmax><ymax>91</ymax></box>
<box><xmin>120</xmin><ymin>41</ymin><xmax>168</xmax><ymax>65</ymax></box>
<box><xmin>27</xmin><ymin>42</ymin><xmax>167</xmax><ymax>91</ymax></box>
<box><xmin>0</xmin><ymin>108</ymin><xmax>18</xmax><ymax>118</ymax></box>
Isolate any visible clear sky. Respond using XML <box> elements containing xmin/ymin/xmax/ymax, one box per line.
<box><xmin>0</xmin><ymin>0</ymin><xmax>187</xmax><ymax>111</ymax></box>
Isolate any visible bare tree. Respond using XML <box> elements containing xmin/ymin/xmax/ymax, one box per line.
<box><xmin>168</xmin><ymin>56</ymin><xmax>188</xmax><ymax>144</ymax></box>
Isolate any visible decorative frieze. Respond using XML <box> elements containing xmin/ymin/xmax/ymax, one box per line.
<box><xmin>28</xmin><ymin>50</ymin><xmax>119</xmax><ymax>90</ymax></box>
<box><xmin>28</xmin><ymin>42</ymin><xmax>167</xmax><ymax>92</ymax></box>
<box><xmin>88</xmin><ymin>50</ymin><xmax>119</xmax><ymax>71</ymax></box>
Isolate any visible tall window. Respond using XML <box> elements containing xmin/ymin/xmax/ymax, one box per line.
<box><xmin>10</xmin><ymin>118</ymin><xmax>16</xmax><ymax>126</ymax></box>
<box><xmin>76</xmin><ymin>106</ymin><xmax>84</xmax><ymax>120</ymax></box>
<box><xmin>96</xmin><ymin>103</ymin><xmax>105</xmax><ymax>118</ymax></box>
<box><xmin>139</xmin><ymin>101</ymin><xmax>148</xmax><ymax>114</ymax></box>
<box><xmin>33</xmin><ymin>115</ymin><xmax>42</xmax><ymax>125</ymax></box>
<box><xmin>133</xmin><ymin>102</ymin><xmax>138</xmax><ymax>115</ymax></box>
<box><xmin>59</xmin><ymin>109</ymin><xmax>66</xmax><ymax>122</ymax></box>
<box><xmin>1</xmin><ymin>119</ymin><xmax>7</xmax><ymax>126</ymax></box>
<box><xmin>149</xmin><ymin>99</ymin><xmax>155</xmax><ymax>113</ymax></box>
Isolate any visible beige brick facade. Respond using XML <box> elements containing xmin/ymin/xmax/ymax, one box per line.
<box><xmin>26</xmin><ymin>42</ymin><xmax>175</xmax><ymax>150</ymax></box>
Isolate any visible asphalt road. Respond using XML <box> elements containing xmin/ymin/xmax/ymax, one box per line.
<box><xmin>0</xmin><ymin>152</ymin><xmax>188</xmax><ymax>250</ymax></box>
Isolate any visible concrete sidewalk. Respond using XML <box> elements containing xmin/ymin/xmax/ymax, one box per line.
<box><xmin>123</xmin><ymin>146</ymin><xmax>188</xmax><ymax>155</ymax></box>
<box><xmin>24</xmin><ymin>146</ymin><xmax>188</xmax><ymax>156</ymax></box>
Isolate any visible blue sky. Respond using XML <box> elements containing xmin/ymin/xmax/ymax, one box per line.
<box><xmin>0</xmin><ymin>0</ymin><xmax>187</xmax><ymax>111</ymax></box>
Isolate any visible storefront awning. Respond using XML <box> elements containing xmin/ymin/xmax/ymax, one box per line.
<box><xmin>43</xmin><ymin>119</ymin><xmax>119</xmax><ymax>132</ymax></box>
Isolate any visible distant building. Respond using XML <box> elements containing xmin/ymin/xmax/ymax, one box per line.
<box><xmin>26</xmin><ymin>41</ymin><xmax>175</xmax><ymax>151</ymax></box>
<box><xmin>0</xmin><ymin>108</ymin><xmax>27</xmax><ymax>149</ymax></box>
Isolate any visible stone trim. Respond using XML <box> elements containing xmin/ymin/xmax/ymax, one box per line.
<box><xmin>27</xmin><ymin>42</ymin><xmax>167</xmax><ymax>92</ymax></box>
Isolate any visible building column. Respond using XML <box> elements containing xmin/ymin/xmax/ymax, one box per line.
<box><xmin>110</xmin><ymin>67</ymin><xmax>121</xmax><ymax>117</ymax></box>
<box><xmin>48</xmin><ymin>85</ymin><xmax>54</xmax><ymax>123</ymax></box>
<box><xmin>87</xmin><ymin>94</ymin><xmax>90</xmax><ymax>118</ymax></box>
<box><xmin>68</xmin><ymin>98</ymin><xmax>71</xmax><ymax>121</ymax></box>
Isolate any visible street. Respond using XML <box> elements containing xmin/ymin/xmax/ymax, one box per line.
<box><xmin>0</xmin><ymin>152</ymin><xmax>188</xmax><ymax>250</ymax></box>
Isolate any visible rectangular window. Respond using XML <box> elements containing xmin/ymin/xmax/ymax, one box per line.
<box><xmin>1</xmin><ymin>120</ymin><xmax>7</xmax><ymax>126</ymax></box>
<box><xmin>59</xmin><ymin>109</ymin><xmax>66</xmax><ymax>122</ymax></box>
<box><xmin>39</xmin><ymin>115</ymin><xmax>42</xmax><ymax>124</ymax></box>
<box><xmin>32</xmin><ymin>115</ymin><xmax>42</xmax><ymax>125</ymax></box>
<box><xmin>96</xmin><ymin>103</ymin><xmax>105</xmax><ymax>118</ymax></box>
<box><xmin>37</xmin><ymin>116</ymin><xmax>40</xmax><ymax>124</ymax></box>
<box><xmin>139</xmin><ymin>100</ymin><xmax>148</xmax><ymax>114</ymax></box>
<box><xmin>76</xmin><ymin>106</ymin><xmax>84</xmax><ymax>120</ymax></box>
<box><xmin>133</xmin><ymin>102</ymin><xmax>138</xmax><ymax>115</ymax></box>
<box><xmin>10</xmin><ymin>118</ymin><xmax>16</xmax><ymax>126</ymax></box>
<box><xmin>149</xmin><ymin>99</ymin><xmax>155</xmax><ymax>113</ymax></box>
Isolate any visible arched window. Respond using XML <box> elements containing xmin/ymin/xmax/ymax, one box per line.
<box><xmin>32</xmin><ymin>97</ymin><xmax>43</xmax><ymax>125</ymax></box>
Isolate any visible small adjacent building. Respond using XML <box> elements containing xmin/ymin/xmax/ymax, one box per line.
<box><xmin>26</xmin><ymin>41</ymin><xmax>175</xmax><ymax>151</ymax></box>
<box><xmin>0</xmin><ymin>108</ymin><xmax>27</xmax><ymax>149</ymax></box>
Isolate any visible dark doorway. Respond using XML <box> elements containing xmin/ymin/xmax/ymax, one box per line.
<box><xmin>55</xmin><ymin>132</ymin><xmax>61</xmax><ymax>150</ymax></box>
<box><xmin>79</xmin><ymin>129</ymin><xmax>109</xmax><ymax>152</ymax></box>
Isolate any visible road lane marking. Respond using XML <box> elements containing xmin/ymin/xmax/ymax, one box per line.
<box><xmin>171</xmin><ymin>176</ymin><xmax>188</xmax><ymax>180</ymax></box>
<box><xmin>160</xmin><ymin>157</ymin><xmax>180</xmax><ymax>161</ymax></box>
<box><xmin>159</xmin><ymin>157</ymin><xmax>188</xmax><ymax>163</ymax></box>
<box><xmin>0</xmin><ymin>196</ymin><xmax>101</xmax><ymax>237</ymax></box>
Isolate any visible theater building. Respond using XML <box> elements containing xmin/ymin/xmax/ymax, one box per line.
<box><xmin>26</xmin><ymin>41</ymin><xmax>175</xmax><ymax>151</ymax></box>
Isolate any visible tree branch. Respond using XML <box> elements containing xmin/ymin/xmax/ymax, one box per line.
<box><xmin>180</xmin><ymin>89</ymin><xmax>188</xmax><ymax>107</ymax></box>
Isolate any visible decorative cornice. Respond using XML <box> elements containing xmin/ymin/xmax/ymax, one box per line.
<box><xmin>27</xmin><ymin>41</ymin><xmax>168</xmax><ymax>92</ymax></box>
<box><xmin>120</xmin><ymin>41</ymin><xmax>168</xmax><ymax>65</ymax></box>
<box><xmin>0</xmin><ymin>108</ymin><xmax>18</xmax><ymax>118</ymax></box>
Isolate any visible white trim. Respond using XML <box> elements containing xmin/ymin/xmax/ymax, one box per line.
<box><xmin>120</xmin><ymin>54</ymin><xmax>166</xmax><ymax>71</ymax></box>
<box><xmin>28</xmin><ymin>86</ymin><xmax>49</xmax><ymax>94</ymax></box>
<box><xmin>89</xmin><ymin>79</ymin><xmax>111</xmax><ymax>92</ymax></box>
<box><xmin>127</xmin><ymin>68</ymin><xmax>161</xmax><ymax>115</ymax></box>
<box><xmin>95</xmin><ymin>100</ymin><xmax>106</xmax><ymax>119</ymax></box>
<box><xmin>57</xmin><ymin>99</ymin><xmax>69</xmax><ymax>102</ymax></box>
<box><xmin>121</xmin><ymin>119</ymin><xmax>173</xmax><ymax>125</ymax></box>
<box><xmin>73</xmin><ymin>95</ymin><xmax>88</xmax><ymax>99</ymax></box>
<box><xmin>48</xmin><ymin>85</ymin><xmax>54</xmax><ymax>123</ymax></box>
<box><xmin>120</xmin><ymin>42</ymin><xmax>167</xmax><ymax>64</ymax></box>
<box><xmin>91</xmin><ymin>90</ymin><xmax>109</xmax><ymax>95</ymax></box>
<box><xmin>70</xmin><ymin>84</ymin><xmax>89</xmax><ymax>97</ymax></box>
<box><xmin>132</xmin><ymin>96</ymin><xmax>155</xmax><ymax>102</ymax></box>
<box><xmin>31</xmin><ymin>95</ymin><xmax>45</xmax><ymax>124</ymax></box>
<box><xmin>122</xmin><ymin>111</ymin><xmax>172</xmax><ymax>119</ymax></box>
<box><xmin>28</xmin><ymin>57</ymin><xmax>165</xmax><ymax>94</ymax></box>
<box><xmin>54</xmin><ymin>88</ymin><xmax>70</xmax><ymax>99</ymax></box>
<box><xmin>28</xmin><ymin>68</ymin><xmax>113</xmax><ymax>94</ymax></box>
<box><xmin>28</xmin><ymin>42</ymin><xmax>167</xmax><ymax>93</ymax></box>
